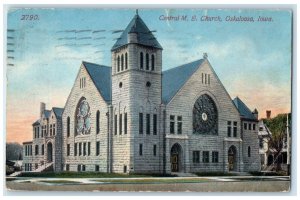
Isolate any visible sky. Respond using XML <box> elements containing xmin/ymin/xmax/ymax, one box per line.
<box><xmin>5</xmin><ymin>8</ymin><xmax>292</xmax><ymax>144</ymax></box>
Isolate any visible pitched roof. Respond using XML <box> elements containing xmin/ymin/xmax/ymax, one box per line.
<box><xmin>44</xmin><ymin>110</ymin><xmax>51</xmax><ymax>118</ymax></box>
<box><xmin>111</xmin><ymin>14</ymin><xmax>162</xmax><ymax>51</ymax></box>
<box><xmin>32</xmin><ymin>119</ymin><xmax>40</xmax><ymax>126</ymax></box>
<box><xmin>53</xmin><ymin>107</ymin><xmax>64</xmax><ymax>119</ymax></box>
<box><xmin>82</xmin><ymin>61</ymin><xmax>112</xmax><ymax>102</ymax></box>
<box><xmin>162</xmin><ymin>59</ymin><xmax>205</xmax><ymax>104</ymax></box>
<box><xmin>232</xmin><ymin>97</ymin><xmax>257</xmax><ymax>121</ymax></box>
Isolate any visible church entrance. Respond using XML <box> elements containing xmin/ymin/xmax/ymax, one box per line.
<box><xmin>170</xmin><ymin>143</ymin><xmax>182</xmax><ymax>172</ymax></box>
<box><xmin>228</xmin><ymin>145</ymin><xmax>237</xmax><ymax>171</ymax></box>
<box><xmin>47</xmin><ymin>142</ymin><xmax>53</xmax><ymax>162</ymax></box>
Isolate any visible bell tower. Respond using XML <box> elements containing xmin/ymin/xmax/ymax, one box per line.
<box><xmin>110</xmin><ymin>12</ymin><xmax>163</xmax><ymax>173</ymax></box>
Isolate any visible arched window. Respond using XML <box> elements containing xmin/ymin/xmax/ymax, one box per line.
<box><xmin>125</xmin><ymin>52</ymin><xmax>128</xmax><ymax>69</ymax></box>
<box><xmin>140</xmin><ymin>52</ymin><xmax>144</xmax><ymax>69</ymax></box>
<box><xmin>151</xmin><ymin>54</ymin><xmax>155</xmax><ymax>71</ymax></box>
<box><xmin>248</xmin><ymin>146</ymin><xmax>251</xmax><ymax>157</ymax></box>
<box><xmin>146</xmin><ymin>53</ymin><xmax>149</xmax><ymax>70</ymax></box>
<box><xmin>193</xmin><ymin>94</ymin><xmax>218</xmax><ymax>135</ymax></box>
<box><xmin>67</xmin><ymin>117</ymin><xmax>70</xmax><ymax>137</ymax></box>
<box><xmin>96</xmin><ymin>110</ymin><xmax>100</xmax><ymax>134</ymax></box>
<box><xmin>117</xmin><ymin>56</ymin><xmax>120</xmax><ymax>72</ymax></box>
<box><xmin>121</xmin><ymin>54</ymin><xmax>124</xmax><ymax>71</ymax></box>
<box><xmin>75</xmin><ymin>97</ymin><xmax>91</xmax><ymax>135</ymax></box>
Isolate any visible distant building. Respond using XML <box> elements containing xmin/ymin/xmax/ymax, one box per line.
<box><xmin>22</xmin><ymin>13</ymin><xmax>261</xmax><ymax>174</ymax></box>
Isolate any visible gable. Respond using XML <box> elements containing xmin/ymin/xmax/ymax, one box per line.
<box><xmin>233</xmin><ymin>97</ymin><xmax>257</xmax><ymax>121</ymax></box>
<box><xmin>82</xmin><ymin>61</ymin><xmax>112</xmax><ymax>102</ymax></box>
<box><xmin>162</xmin><ymin>59</ymin><xmax>204</xmax><ymax>104</ymax></box>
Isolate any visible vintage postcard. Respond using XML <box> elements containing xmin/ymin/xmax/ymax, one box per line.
<box><xmin>5</xmin><ymin>7</ymin><xmax>292</xmax><ymax>192</ymax></box>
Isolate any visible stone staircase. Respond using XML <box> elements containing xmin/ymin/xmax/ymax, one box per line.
<box><xmin>32</xmin><ymin>162</ymin><xmax>53</xmax><ymax>172</ymax></box>
<box><xmin>9</xmin><ymin>171</ymin><xmax>22</xmax><ymax>177</ymax></box>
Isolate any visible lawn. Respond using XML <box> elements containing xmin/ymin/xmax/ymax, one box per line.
<box><xmin>17</xmin><ymin>171</ymin><xmax>176</xmax><ymax>178</ymax></box>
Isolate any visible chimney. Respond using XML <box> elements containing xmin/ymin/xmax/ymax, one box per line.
<box><xmin>40</xmin><ymin>102</ymin><xmax>46</xmax><ymax>118</ymax></box>
<box><xmin>266</xmin><ymin>110</ymin><xmax>271</xmax><ymax>119</ymax></box>
<box><xmin>252</xmin><ymin>108</ymin><xmax>258</xmax><ymax>119</ymax></box>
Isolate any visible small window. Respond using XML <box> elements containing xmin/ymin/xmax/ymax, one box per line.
<box><xmin>96</xmin><ymin>141</ymin><xmax>100</xmax><ymax>156</ymax></box>
<box><xmin>170</xmin><ymin>115</ymin><xmax>175</xmax><ymax>134</ymax></box>
<box><xmin>83</xmin><ymin>142</ymin><xmax>86</xmax><ymax>156</ymax></box>
<box><xmin>67</xmin><ymin>117</ymin><xmax>70</xmax><ymax>137</ymax></box>
<box><xmin>253</xmin><ymin>124</ymin><xmax>256</xmax><ymax>131</ymax></box>
<box><xmin>140</xmin><ymin>52</ymin><xmax>144</xmax><ymax>69</ymax></box>
<box><xmin>177</xmin><ymin>116</ymin><xmax>182</xmax><ymax>134</ymax></box>
<box><xmin>259</xmin><ymin>126</ymin><xmax>264</xmax><ymax>131</ymax></box>
<box><xmin>95</xmin><ymin>165</ymin><xmax>100</xmax><ymax>172</ymax></box>
<box><xmin>96</xmin><ymin>111</ymin><xmax>100</xmax><ymax>134</ymax></box>
<box><xmin>248</xmin><ymin>146</ymin><xmax>251</xmax><ymax>157</ymax></box>
<box><xmin>117</xmin><ymin>56</ymin><xmax>120</xmax><ymax>72</ymax></box>
<box><xmin>208</xmin><ymin>74</ymin><xmax>210</xmax><ymax>85</ymax></box>
<box><xmin>121</xmin><ymin>54</ymin><xmax>124</xmax><ymax>71</ymax></box>
<box><xmin>53</xmin><ymin>124</ymin><xmax>55</xmax><ymax>135</ymax></box>
<box><xmin>212</xmin><ymin>151</ymin><xmax>219</xmax><ymax>163</ymax></box>
<box><xmin>193</xmin><ymin>151</ymin><xmax>200</xmax><ymax>163</ymax></box>
<box><xmin>202</xmin><ymin>73</ymin><xmax>204</xmax><ymax>84</ymax></box>
<box><xmin>66</xmin><ymin>164</ymin><xmax>70</xmax><ymax>171</ymax></box>
<box><xmin>77</xmin><ymin>165</ymin><xmax>81</xmax><ymax>172</ymax></box>
<box><xmin>119</xmin><ymin>114</ymin><xmax>122</xmax><ymax>135</ymax></box>
<box><xmin>205</xmin><ymin>74</ymin><xmax>207</xmax><ymax>84</ymax></box>
<box><xmin>114</xmin><ymin>114</ymin><xmax>117</xmax><ymax>135</ymax></box>
<box><xmin>119</xmin><ymin>82</ymin><xmax>123</xmax><ymax>88</ymax></box>
<box><xmin>203</xmin><ymin>151</ymin><xmax>209</xmax><ymax>163</ymax></box>
<box><xmin>259</xmin><ymin>139</ymin><xmax>263</xmax><ymax>148</ymax></box>
<box><xmin>88</xmin><ymin>142</ymin><xmax>91</xmax><ymax>156</ymax></box>
<box><xmin>123</xmin><ymin>165</ymin><xmax>127</xmax><ymax>173</ymax></box>
<box><xmin>249</xmin><ymin>123</ymin><xmax>252</xmax><ymax>130</ymax></box>
<box><xmin>244</xmin><ymin>123</ymin><xmax>247</xmax><ymax>130</ymax></box>
<box><xmin>151</xmin><ymin>54</ymin><xmax>155</xmax><ymax>71</ymax></box>
<box><xmin>82</xmin><ymin>165</ymin><xmax>86</xmax><ymax>171</ymax></box>
<box><xmin>233</xmin><ymin>121</ymin><xmax>237</xmax><ymax>137</ymax></box>
<box><xmin>67</xmin><ymin>144</ymin><xmax>70</xmax><ymax>156</ymax></box>
<box><xmin>227</xmin><ymin>121</ymin><xmax>231</xmax><ymax>137</ymax></box>
<box><xmin>139</xmin><ymin>113</ymin><xmax>143</xmax><ymax>134</ymax></box>
<box><xmin>125</xmin><ymin>53</ymin><xmax>128</xmax><ymax>69</ymax></box>
<box><xmin>146</xmin><ymin>114</ymin><xmax>150</xmax><ymax>135</ymax></box>
<box><xmin>74</xmin><ymin>143</ymin><xmax>77</xmax><ymax>156</ymax></box>
<box><xmin>79</xmin><ymin>142</ymin><xmax>82</xmax><ymax>156</ymax></box>
<box><xmin>153</xmin><ymin>114</ymin><xmax>157</xmax><ymax>135</ymax></box>
<box><xmin>124</xmin><ymin>113</ymin><xmax>127</xmax><ymax>134</ymax></box>
<box><xmin>35</xmin><ymin>145</ymin><xmax>39</xmax><ymax>155</ymax></box>
<box><xmin>146</xmin><ymin>81</ymin><xmax>151</xmax><ymax>87</ymax></box>
<box><xmin>139</xmin><ymin>144</ymin><xmax>143</xmax><ymax>156</ymax></box>
<box><xmin>153</xmin><ymin>144</ymin><xmax>157</xmax><ymax>156</ymax></box>
<box><xmin>41</xmin><ymin>144</ymin><xmax>44</xmax><ymax>155</ymax></box>
<box><xmin>146</xmin><ymin>53</ymin><xmax>149</xmax><ymax>70</ymax></box>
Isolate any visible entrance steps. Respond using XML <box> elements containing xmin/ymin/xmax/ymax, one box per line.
<box><xmin>9</xmin><ymin>171</ymin><xmax>22</xmax><ymax>177</ymax></box>
<box><xmin>32</xmin><ymin>162</ymin><xmax>53</xmax><ymax>172</ymax></box>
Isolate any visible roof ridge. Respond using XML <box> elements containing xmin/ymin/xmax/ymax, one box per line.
<box><xmin>82</xmin><ymin>61</ymin><xmax>110</xmax><ymax>68</ymax></box>
<box><xmin>163</xmin><ymin>59</ymin><xmax>203</xmax><ymax>73</ymax></box>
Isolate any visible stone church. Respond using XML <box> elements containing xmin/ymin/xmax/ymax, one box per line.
<box><xmin>22</xmin><ymin>13</ymin><xmax>261</xmax><ymax>174</ymax></box>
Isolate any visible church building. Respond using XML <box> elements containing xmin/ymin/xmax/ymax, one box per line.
<box><xmin>22</xmin><ymin>13</ymin><xmax>261</xmax><ymax>174</ymax></box>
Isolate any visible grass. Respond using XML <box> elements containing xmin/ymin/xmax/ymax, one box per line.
<box><xmin>40</xmin><ymin>180</ymin><xmax>80</xmax><ymax>184</ymax></box>
<box><xmin>194</xmin><ymin>172</ymin><xmax>239</xmax><ymax>176</ymax></box>
<box><xmin>17</xmin><ymin>171</ymin><xmax>176</xmax><ymax>178</ymax></box>
<box><xmin>249</xmin><ymin>171</ymin><xmax>288</xmax><ymax>176</ymax></box>
<box><xmin>93</xmin><ymin>178</ymin><xmax>210</xmax><ymax>184</ymax></box>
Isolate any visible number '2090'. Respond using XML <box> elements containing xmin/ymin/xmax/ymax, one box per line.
<box><xmin>20</xmin><ymin>15</ymin><xmax>39</xmax><ymax>20</ymax></box>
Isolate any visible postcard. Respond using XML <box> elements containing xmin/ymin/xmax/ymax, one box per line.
<box><xmin>5</xmin><ymin>7</ymin><xmax>292</xmax><ymax>192</ymax></box>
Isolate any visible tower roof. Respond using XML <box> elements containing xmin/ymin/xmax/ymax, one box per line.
<box><xmin>111</xmin><ymin>14</ymin><xmax>162</xmax><ymax>51</ymax></box>
<box><xmin>232</xmin><ymin>97</ymin><xmax>257</xmax><ymax>121</ymax></box>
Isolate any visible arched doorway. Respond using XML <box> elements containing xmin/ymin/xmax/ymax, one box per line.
<box><xmin>170</xmin><ymin>143</ymin><xmax>182</xmax><ymax>172</ymax></box>
<box><xmin>228</xmin><ymin>145</ymin><xmax>237</xmax><ymax>171</ymax></box>
<box><xmin>47</xmin><ymin>142</ymin><xmax>53</xmax><ymax>162</ymax></box>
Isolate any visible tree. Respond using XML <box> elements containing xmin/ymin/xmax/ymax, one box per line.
<box><xmin>264</xmin><ymin>113</ymin><xmax>290</xmax><ymax>171</ymax></box>
<box><xmin>6</xmin><ymin>142</ymin><xmax>23</xmax><ymax>161</ymax></box>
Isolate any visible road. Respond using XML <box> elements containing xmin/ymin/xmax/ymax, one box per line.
<box><xmin>5</xmin><ymin>176</ymin><xmax>290</xmax><ymax>192</ymax></box>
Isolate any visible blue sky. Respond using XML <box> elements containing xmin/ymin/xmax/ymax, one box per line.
<box><xmin>6</xmin><ymin>8</ymin><xmax>292</xmax><ymax>143</ymax></box>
